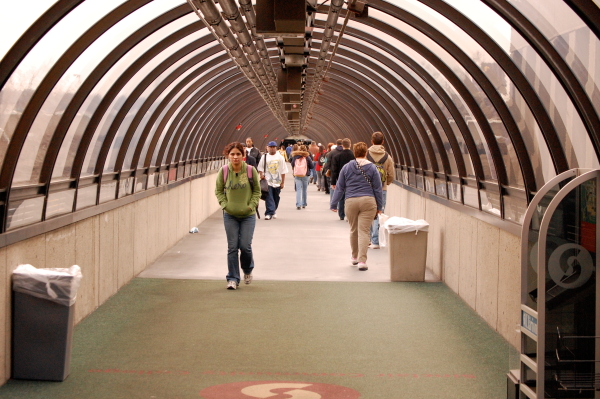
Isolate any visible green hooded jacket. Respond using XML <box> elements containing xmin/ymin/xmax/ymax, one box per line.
<box><xmin>215</xmin><ymin>161</ymin><xmax>261</xmax><ymax>217</ymax></box>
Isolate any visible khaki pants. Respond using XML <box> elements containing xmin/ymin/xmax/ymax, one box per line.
<box><xmin>345</xmin><ymin>196</ymin><xmax>377</xmax><ymax>263</ymax></box>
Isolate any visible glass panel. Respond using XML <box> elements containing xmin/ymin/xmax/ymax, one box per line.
<box><xmin>99</xmin><ymin>180</ymin><xmax>116</xmax><ymax>203</ymax></box>
<box><xmin>147</xmin><ymin>172</ymin><xmax>157</xmax><ymax>189</ymax></box>
<box><xmin>447</xmin><ymin>0</ymin><xmax>599</xmax><ymax>181</ymax></box>
<box><xmin>435</xmin><ymin>178</ymin><xmax>447</xmax><ymax>198</ymax></box>
<box><xmin>185</xmin><ymin>163</ymin><xmax>191</xmax><ymax>178</ymax></box>
<box><xmin>416</xmin><ymin>174</ymin><xmax>424</xmax><ymax>190</ymax></box>
<box><xmin>542</xmin><ymin>178</ymin><xmax>596</xmax><ymax>398</ymax></box>
<box><xmin>121</xmin><ymin>47</ymin><xmax>222</xmax><ymax>170</ymax></box>
<box><xmin>463</xmin><ymin>185</ymin><xmax>479</xmax><ymax>208</ymax></box>
<box><xmin>507</xmin><ymin>0</ymin><xmax>600</xmax><ymax>121</ymax></box>
<box><xmin>480</xmin><ymin>190</ymin><xmax>501</xmax><ymax>217</ymax></box>
<box><xmin>135</xmin><ymin>175</ymin><xmax>147</xmax><ymax>192</ymax></box>
<box><xmin>51</xmin><ymin>13</ymin><xmax>201</xmax><ymax>181</ymax></box>
<box><xmin>448</xmin><ymin>182</ymin><xmax>461</xmax><ymax>202</ymax></box>
<box><xmin>159</xmin><ymin>171</ymin><xmax>168</xmax><ymax>186</ymax></box>
<box><xmin>80</xmin><ymin>26</ymin><xmax>211</xmax><ymax>177</ymax></box>
<box><xmin>401</xmin><ymin>170</ymin><xmax>408</xmax><ymax>185</ymax></box>
<box><xmin>0</xmin><ymin>1</ymin><xmax>59</xmax><ymax>60</ymax></box>
<box><xmin>408</xmin><ymin>170</ymin><xmax>416</xmax><ymax>186</ymax></box>
<box><xmin>12</xmin><ymin>0</ymin><xmax>184</xmax><ymax>186</ymax></box>
<box><xmin>76</xmin><ymin>184</ymin><xmax>98</xmax><ymax>210</ymax></box>
<box><xmin>425</xmin><ymin>176</ymin><xmax>435</xmax><ymax>193</ymax></box>
<box><xmin>46</xmin><ymin>189</ymin><xmax>75</xmax><ymax>219</ymax></box>
<box><xmin>6</xmin><ymin>197</ymin><xmax>44</xmax><ymax>230</ymax></box>
<box><xmin>0</xmin><ymin>0</ymin><xmax>127</xmax><ymax>171</ymax></box>
<box><xmin>526</xmin><ymin>177</ymin><xmax>574</xmax><ymax>312</ymax></box>
<box><xmin>107</xmin><ymin>42</ymin><xmax>221</xmax><ymax>172</ymax></box>
<box><xmin>118</xmin><ymin>176</ymin><xmax>133</xmax><ymax>198</ymax></box>
<box><xmin>504</xmin><ymin>195</ymin><xmax>527</xmax><ymax>225</ymax></box>
<box><xmin>371</xmin><ymin>6</ymin><xmax>527</xmax><ymax>187</ymax></box>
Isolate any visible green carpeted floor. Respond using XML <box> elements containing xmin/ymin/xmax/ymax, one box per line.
<box><xmin>0</xmin><ymin>278</ymin><xmax>512</xmax><ymax>398</ymax></box>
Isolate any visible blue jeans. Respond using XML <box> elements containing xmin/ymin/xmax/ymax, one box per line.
<box><xmin>223</xmin><ymin>212</ymin><xmax>256</xmax><ymax>283</ymax></box>
<box><xmin>265</xmin><ymin>186</ymin><xmax>281</xmax><ymax>216</ymax></box>
<box><xmin>294</xmin><ymin>176</ymin><xmax>309</xmax><ymax>207</ymax></box>
<box><xmin>370</xmin><ymin>190</ymin><xmax>387</xmax><ymax>244</ymax></box>
<box><xmin>331</xmin><ymin>186</ymin><xmax>346</xmax><ymax>219</ymax></box>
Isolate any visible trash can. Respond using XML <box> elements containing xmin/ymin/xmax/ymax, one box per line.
<box><xmin>11</xmin><ymin>264</ymin><xmax>82</xmax><ymax>381</ymax></box>
<box><xmin>385</xmin><ymin>217</ymin><xmax>429</xmax><ymax>282</ymax></box>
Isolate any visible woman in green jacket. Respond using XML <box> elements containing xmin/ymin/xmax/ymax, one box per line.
<box><xmin>215</xmin><ymin>142</ymin><xmax>261</xmax><ymax>290</ymax></box>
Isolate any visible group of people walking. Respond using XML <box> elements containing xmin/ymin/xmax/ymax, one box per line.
<box><xmin>214</xmin><ymin>132</ymin><xmax>395</xmax><ymax>289</ymax></box>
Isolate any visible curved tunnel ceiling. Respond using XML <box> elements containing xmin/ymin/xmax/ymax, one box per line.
<box><xmin>0</xmin><ymin>0</ymin><xmax>599</xmax><ymax>235</ymax></box>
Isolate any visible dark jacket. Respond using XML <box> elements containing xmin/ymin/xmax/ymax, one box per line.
<box><xmin>245</xmin><ymin>155</ymin><xmax>257</xmax><ymax>167</ymax></box>
<box><xmin>247</xmin><ymin>147</ymin><xmax>261</xmax><ymax>164</ymax></box>
<box><xmin>330</xmin><ymin>147</ymin><xmax>355</xmax><ymax>186</ymax></box>
<box><xmin>330</xmin><ymin>159</ymin><xmax>383</xmax><ymax>211</ymax></box>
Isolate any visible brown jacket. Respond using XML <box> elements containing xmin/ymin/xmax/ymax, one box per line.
<box><xmin>367</xmin><ymin>145</ymin><xmax>394</xmax><ymax>191</ymax></box>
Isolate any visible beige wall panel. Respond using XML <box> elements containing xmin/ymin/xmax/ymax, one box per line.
<box><xmin>425</xmin><ymin>200</ymin><xmax>444</xmax><ymax>278</ymax></box>
<box><xmin>497</xmin><ymin>230</ymin><xmax>521</xmax><ymax>348</ymax></box>
<box><xmin>98</xmin><ymin>211</ymin><xmax>116</xmax><ymax>305</ymax></box>
<box><xmin>202</xmin><ymin>177</ymin><xmax>210</xmax><ymax>221</ymax></box>
<box><xmin>476</xmin><ymin>221</ymin><xmax>500</xmax><ymax>330</ymax></box>
<box><xmin>45</xmin><ymin>225</ymin><xmax>76</xmax><ymax>270</ymax></box>
<box><xmin>183</xmin><ymin>182</ymin><xmax>191</xmax><ymax>236</ymax></box>
<box><xmin>208</xmin><ymin>173</ymin><xmax>220</xmax><ymax>213</ymax></box>
<box><xmin>458</xmin><ymin>213</ymin><xmax>478</xmax><ymax>310</ymax></box>
<box><xmin>384</xmin><ymin>185</ymin><xmax>403</xmax><ymax>219</ymax></box>
<box><xmin>146</xmin><ymin>194</ymin><xmax>159</xmax><ymax>265</ymax></box>
<box><xmin>133</xmin><ymin>198</ymin><xmax>148</xmax><ymax>276</ymax></box>
<box><xmin>443</xmin><ymin>207</ymin><xmax>461</xmax><ymax>294</ymax></box>
<box><xmin>6</xmin><ymin>235</ymin><xmax>46</xmax><ymax>271</ymax></box>
<box><xmin>167</xmin><ymin>189</ymin><xmax>178</xmax><ymax>248</ymax></box>
<box><xmin>158</xmin><ymin>191</ymin><xmax>170</xmax><ymax>255</ymax></box>
<box><xmin>117</xmin><ymin>204</ymin><xmax>134</xmax><ymax>289</ymax></box>
<box><xmin>74</xmin><ymin>216</ymin><xmax>98</xmax><ymax>324</ymax></box>
<box><xmin>0</xmin><ymin>247</ymin><xmax>7</xmax><ymax>384</ymax></box>
<box><xmin>190</xmin><ymin>179</ymin><xmax>200</xmax><ymax>227</ymax></box>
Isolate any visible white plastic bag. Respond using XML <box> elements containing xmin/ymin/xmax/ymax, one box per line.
<box><xmin>378</xmin><ymin>213</ymin><xmax>390</xmax><ymax>248</ymax></box>
<box><xmin>384</xmin><ymin>217</ymin><xmax>429</xmax><ymax>234</ymax></box>
<box><xmin>12</xmin><ymin>264</ymin><xmax>82</xmax><ymax>306</ymax></box>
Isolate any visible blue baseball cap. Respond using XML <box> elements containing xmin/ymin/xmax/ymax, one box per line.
<box><xmin>267</xmin><ymin>141</ymin><xmax>277</xmax><ymax>147</ymax></box>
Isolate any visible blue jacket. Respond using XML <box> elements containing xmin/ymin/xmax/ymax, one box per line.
<box><xmin>330</xmin><ymin>159</ymin><xmax>383</xmax><ymax>211</ymax></box>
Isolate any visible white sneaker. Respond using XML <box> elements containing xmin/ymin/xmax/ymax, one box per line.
<box><xmin>244</xmin><ymin>274</ymin><xmax>253</xmax><ymax>285</ymax></box>
<box><xmin>351</xmin><ymin>258</ymin><xmax>359</xmax><ymax>265</ymax></box>
<box><xmin>272</xmin><ymin>214</ymin><xmax>277</xmax><ymax>219</ymax></box>
<box><xmin>264</xmin><ymin>215</ymin><xmax>272</xmax><ymax>220</ymax></box>
<box><xmin>358</xmin><ymin>263</ymin><xmax>368</xmax><ymax>271</ymax></box>
<box><xmin>227</xmin><ymin>280</ymin><xmax>237</xmax><ymax>290</ymax></box>
<box><xmin>369</xmin><ymin>244</ymin><xmax>380</xmax><ymax>249</ymax></box>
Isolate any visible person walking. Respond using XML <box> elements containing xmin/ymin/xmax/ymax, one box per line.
<box><xmin>367</xmin><ymin>131</ymin><xmax>395</xmax><ymax>249</ymax></box>
<box><xmin>315</xmin><ymin>144</ymin><xmax>327</xmax><ymax>191</ymax></box>
<box><xmin>245</xmin><ymin>137</ymin><xmax>261</xmax><ymax>164</ymax></box>
<box><xmin>290</xmin><ymin>145</ymin><xmax>314</xmax><ymax>210</ymax></box>
<box><xmin>330</xmin><ymin>138</ymin><xmax>355</xmax><ymax>220</ymax></box>
<box><xmin>278</xmin><ymin>144</ymin><xmax>289</xmax><ymax>162</ymax></box>
<box><xmin>321</xmin><ymin>142</ymin><xmax>336</xmax><ymax>195</ymax></box>
<box><xmin>330</xmin><ymin>142</ymin><xmax>383</xmax><ymax>271</ymax></box>
<box><xmin>258</xmin><ymin>141</ymin><xmax>288</xmax><ymax>220</ymax></box>
<box><xmin>215</xmin><ymin>142</ymin><xmax>261</xmax><ymax>290</ymax></box>
<box><xmin>309</xmin><ymin>142</ymin><xmax>320</xmax><ymax>184</ymax></box>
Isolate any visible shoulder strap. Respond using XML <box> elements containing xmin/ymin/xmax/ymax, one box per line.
<box><xmin>222</xmin><ymin>164</ymin><xmax>229</xmax><ymax>183</ymax></box>
<box><xmin>367</xmin><ymin>152</ymin><xmax>388</xmax><ymax>164</ymax></box>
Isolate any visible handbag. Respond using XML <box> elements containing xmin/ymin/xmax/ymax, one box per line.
<box><xmin>355</xmin><ymin>160</ymin><xmax>379</xmax><ymax>220</ymax></box>
<box><xmin>259</xmin><ymin>155</ymin><xmax>270</xmax><ymax>201</ymax></box>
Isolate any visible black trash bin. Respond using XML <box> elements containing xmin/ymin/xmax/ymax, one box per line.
<box><xmin>11</xmin><ymin>264</ymin><xmax>82</xmax><ymax>381</ymax></box>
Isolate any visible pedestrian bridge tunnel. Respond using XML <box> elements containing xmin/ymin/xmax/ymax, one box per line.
<box><xmin>0</xmin><ymin>0</ymin><xmax>599</xmax><ymax>387</ymax></box>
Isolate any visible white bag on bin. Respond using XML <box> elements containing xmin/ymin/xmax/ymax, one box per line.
<box><xmin>12</xmin><ymin>264</ymin><xmax>82</xmax><ymax>306</ymax></box>
<box><xmin>378</xmin><ymin>213</ymin><xmax>390</xmax><ymax>248</ymax></box>
<box><xmin>384</xmin><ymin>217</ymin><xmax>429</xmax><ymax>235</ymax></box>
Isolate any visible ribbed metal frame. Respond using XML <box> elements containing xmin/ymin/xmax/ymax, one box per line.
<box><xmin>0</xmin><ymin>0</ymin><xmax>598</xmax><ymax>239</ymax></box>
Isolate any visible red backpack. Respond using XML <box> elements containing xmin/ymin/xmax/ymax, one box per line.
<box><xmin>293</xmin><ymin>157</ymin><xmax>308</xmax><ymax>177</ymax></box>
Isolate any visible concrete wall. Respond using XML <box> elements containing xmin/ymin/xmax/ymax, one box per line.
<box><xmin>0</xmin><ymin>173</ymin><xmax>220</xmax><ymax>384</ymax></box>
<box><xmin>386</xmin><ymin>185</ymin><xmax>521</xmax><ymax>349</ymax></box>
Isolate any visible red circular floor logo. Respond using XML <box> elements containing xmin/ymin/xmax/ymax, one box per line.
<box><xmin>199</xmin><ymin>381</ymin><xmax>361</xmax><ymax>398</ymax></box>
